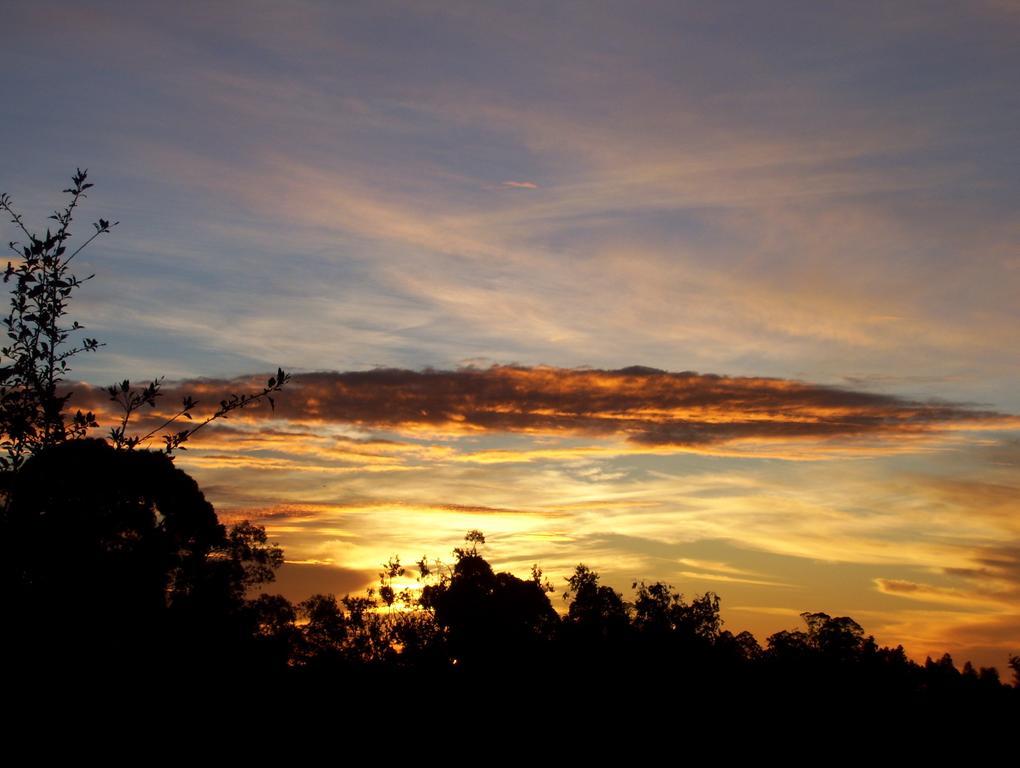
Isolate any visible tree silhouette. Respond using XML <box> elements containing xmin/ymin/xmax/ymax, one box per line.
<box><xmin>419</xmin><ymin>531</ymin><xmax>558</xmax><ymax>672</ymax></box>
<box><xmin>3</xmin><ymin>438</ymin><xmax>282</xmax><ymax>675</ymax></box>
<box><xmin>631</xmin><ymin>579</ymin><xmax>724</xmax><ymax>666</ymax></box>
<box><xmin>559</xmin><ymin>562</ymin><xmax>631</xmax><ymax>677</ymax></box>
<box><xmin>801</xmin><ymin>611</ymin><xmax>868</xmax><ymax>661</ymax></box>
<box><xmin>0</xmin><ymin>171</ymin><xmax>289</xmax><ymax>681</ymax></box>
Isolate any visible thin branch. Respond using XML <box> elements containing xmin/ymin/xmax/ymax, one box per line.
<box><xmin>64</xmin><ymin>222</ymin><xmax>115</xmax><ymax>267</ymax></box>
<box><xmin>0</xmin><ymin>197</ymin><xmax>36</xmax><ymax>241</ymax></box>
<box><xmin>54</xmin><ymin>340</ymin><xmax>105</xmax><ymax>362</ymax></box>
<box><xmin>137</xmin><ymin>404</ymin><xmax>193</xmax><ymax>445</ymax></box>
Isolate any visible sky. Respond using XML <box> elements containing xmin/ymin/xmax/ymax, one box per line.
<box><xmin>3</xmin><ymin>0</ymin><xmax>1019</xmax><ymax>669</ymax></box>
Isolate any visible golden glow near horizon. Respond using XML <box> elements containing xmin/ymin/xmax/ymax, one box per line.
<box><xmin>108</xmin><ymin>365</ymin><xmax>1017</xmax><ymax>671</ymax></box>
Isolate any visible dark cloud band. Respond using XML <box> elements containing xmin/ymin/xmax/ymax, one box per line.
<box><xmin>70</xmin><ymin>365</ymin><xmax>1011</xmax><ymax>448</ymax></box>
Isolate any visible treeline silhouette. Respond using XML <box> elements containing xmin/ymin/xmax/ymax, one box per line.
<box><xmin>3</xmin><ymin>440</ymin><xmax>1017</xmax><ymax>715</ymax></box>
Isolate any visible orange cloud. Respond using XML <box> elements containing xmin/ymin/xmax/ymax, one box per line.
<box><xmin>69</xmin><ymin>365</ymin><xmax>1015</xmax><ymax>455</ymax></box>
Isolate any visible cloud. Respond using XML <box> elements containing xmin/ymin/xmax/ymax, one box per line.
<box><xmin>874</xmin><ymin>578</ymin><xmax>982</xmax><ymax>607</ymax></box>
<box><xmin>500</xmin><ymin>180</ymin><xmax>539</xmax><ymax>189</ymax></box>
<box><xmin>941</xmin><ymin>612</ymin><xmax>1020</xmax><ymax>649</ymax></box>
<box><xmin>71</xmin><ymin>365</ymin><xmax>1014</xmax><ymax>456</ymax></box>
<box><xmin>944</xmin><ymin>546</ymin><xmax>1020</xmax><ymax>598</ymax></box>
<box><xmin>875</xmin><ymin>546</ymin><xmax>1020</xmax><ymax>618</ymax></box>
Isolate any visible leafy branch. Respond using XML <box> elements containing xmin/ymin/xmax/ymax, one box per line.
<box><xmin>0</xmin><ymin>169</ymin><xmax>115</xmax><ymax>470</ymax></box>
<box><xmin>107</xmin><ymin>368</ymin><xmax>291</xmax><ymax>456</ymax></box>
<box><xmin>1</xmin><ymin>169</ymin><xmax>290</xmax><ymax>468</ymax></box>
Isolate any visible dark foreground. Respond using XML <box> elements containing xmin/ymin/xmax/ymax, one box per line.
<box><xmin>4</xmin><ymin>441</ymin><xmax>1017</xmax><ymax>728</ymax></box>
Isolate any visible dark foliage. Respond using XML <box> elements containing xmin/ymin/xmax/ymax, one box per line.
<box><xmin>0</xmin><ymin>172</ymin><xmax>290</xmax><ymax>690</ymax></box>
<box><xmin>2</xmin><ymin>438</ymin><xmax>283</xmax><ymax>679</ymax></box>
<box><xmin>242</xmin><ymin>530</ymin><xmax>1018</xmax><ymax>714</ymax></box>
<box><xmin>421</xmin><ymin>549</ymin><xmax>559</xmax><ymax>672</ymax></box>
<box><xmin>3</xmin><ymin>441</ymin><xmax>1017</xmax><ymax>713</ymax></box>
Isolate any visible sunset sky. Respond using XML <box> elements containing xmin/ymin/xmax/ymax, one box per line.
<box><xmin>3</xmin><ymin>1</ymin><xmax>1019</xmax><ymax>669</ymax></box>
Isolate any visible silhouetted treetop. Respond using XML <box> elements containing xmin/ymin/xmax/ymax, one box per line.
<box><xmin>3</xmin><ymin>438</ymin><xmax>284</xmax><ymax>672</ymax></box>
<box><xmin>418</xmin><ymin>535</ymin><xmax>558</xmax><ymax>668</ymax></box>
<box><xmin>632</xmin><ymin>580</ymin><xmax>723</xmax><ymax>642</ymax></box>
<box><xmin>562</xmin><ymin>564</ymin><xmax>629</xmax><ymax>642</ymax></box>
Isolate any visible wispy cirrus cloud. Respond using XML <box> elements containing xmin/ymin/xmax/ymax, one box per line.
<box><xmin>875</xmin><ymin>578</ymin><xmax>993</xmax><ymax>607</ymax></box>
